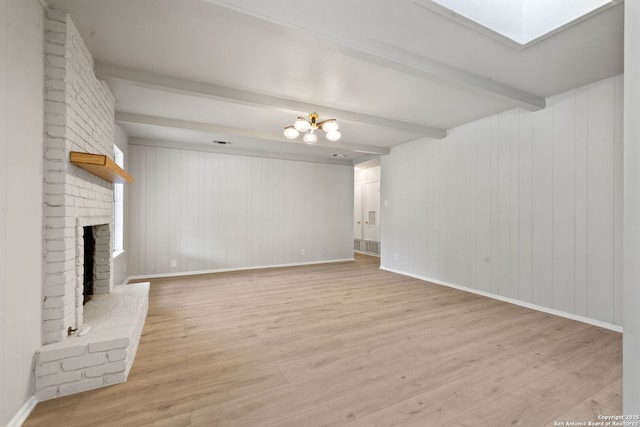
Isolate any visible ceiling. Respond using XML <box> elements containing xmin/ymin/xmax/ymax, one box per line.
<box><xmin>46</xmin><ymin>0</ymin><xmax>624</xmax><ymax>165</ymax></box>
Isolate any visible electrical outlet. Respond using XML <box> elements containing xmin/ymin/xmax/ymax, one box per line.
<box><xmin>171</xmin><ymin>259</ymin><xmax>177</xmax><ymax>267</ymax></box>
<box><xmin>394</xmin><ymin>253</ymin><xmax>399</xmax><ymax>262</ymax></box>
<box><xmin>301</xmin><ymin>249</ymin><xmax>306</xmax><ymax>256</ymax></box>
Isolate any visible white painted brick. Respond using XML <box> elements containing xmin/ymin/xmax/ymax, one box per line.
<box><xmin>45</xmin><ymin>108</ymin><xmax>67</xmax><ymax>125</ymax></box>
<box><xmin>95</xmin><ymin>272</ymin><xmax>110</xmax><ymax>281</ymax></box>
<box><xmin>46</xmin><ymin>161</ymin><xmax>67</xmax><ymax>174</ymax></box>
<box><xmin>61</xmin><ymin>352</ymin><xmax>105</xmax><ymax>371</ymax></box>
<box><xmin>45</xmin><ymin>124</ymin><xmax>67</xmax><ymax>139</ymax></box>
<box><xmin>44</xmin><ymin>296</ymin><xmax>65</xmax><ymax>309</ymax></box>
<box><xmin>45</xmin><ymin>206</ymin><xmax>67</xmax><ymax>217</ymax></box>
<box><xmin>104</xmin><ymin>372</ymin><xmax>127</xmax><ymax>386</ymax></box>
<box><xmin>45</xmin><ymin>139</ymin><xmax>66</xmax><ymax>153</ymax></box>
<box><xmin>58</xmin><ymin>378</ymin><xmax>103</xmax><ymax>397</ymax></box>
<box><xmin>44</xmin><ymin>272</ymin><xmax>65</xmax><ymax>287</ymax></box>
<box><xmin>46</xmin><ymin>8</ymin><xmax>67</xmax><ymax>23</ymax></box>
<box><xmin>44</xmin><ymin>90</ymin><xmax>67</xmax><ymax>105</ymax></box>
<box><xmin>107</xmin><ymin>348</ymin><xmax>126</xmax><ymax>362</ymax></box>
<box><xmin>53</xmin><ymin>217</ymin><xmax>75</xmax><ymax>228</ymax></box>
<box><xmin>46</xmin><ymin>148</ymin><xmax>68</xmax><ymax>162</ymax></box>
<box><xmin>37</xmin><ymin>344</ymin><xmax>85</xmax><ymax>363</ymax></box>
<box><xmin>43</xmin><ymin>284</ymin><xmax>65</xmax><ymax>298</ymax></box>
<box><xmin>88</xmin><ymin>336</ymin><xmax>130</xmax><ymax>353</ymax></box>
<box><xmin>35</xmin><ymin>361</ymin><xmax>61</xmax><ymax>378</ymax></box>
<box><xmin>43</xmin><ymin>307</ymin><xmax>64</xmax><ymax>321</ymax></box>
<box><xmin>94</xmin><ymin>265</ymin><xmax>109</xmax><ymax>274</ymax></box>
<box><xmin>45</xmin><ymin>18</ymin><xmax>66</xmax><ymax>33</ymax></box>
<box><xmin>46</xmin><ymin>171</ymin><xmax>66</xmax><ymax>184</ymax></box>
<box><xmin>44</xmin><ymin>65</ymin><xmax>65</xmax><ymax>80</ymax></box>
<box><xmin>45</xmin><ymin>41</ymin><xmax>66</xmax><ymax>56</ymax></box>
<box><xmin>44</xmin><ymin>184</ymin><xmax>67</xmax><ymax>198</ymax></box>
<box><xmin>44</xmin><ymin>99</ymin><xmax>66</xmax><ymax>115</ymax></box>
<box><xmin>45</xmin><ymin>249</ymin><xmax>72</xmax><ymax>263</ymax></box>
<box><xmin>43</xmin><ymin>331</ymin><xmax>65</xmax><ymax>346</ymax></box>
<box><xmin>45</xmin><ymin>194</ymin><xmax>68</xmax><ymax>206</ymax></box>
<box><xmin>45</xmin><ymin>229</ymin><xmax>75</xmax><ymax>243</ymax></box>
<box><xmin>95</xmin><ymin>244</ymin><xmax>109</xmax><ymax>253</ymax></box>
<box><xmin>85</xmin><ymin>360</ymin><xmax>126</xmax><ymax>378</ymax></box>
<box><xmin>46</xmin><ymin>26</ymin><xmax>67</xmax><ymax>43</ymax></box>
<box><xmin>36</xmin><ymin>370</ymin><xmax>81</xmax><ymax>391</ymax></box>
<box><xmin>45</xmin><ymin>239</ymin><xmax>67</xmax><ymax>253</ymax></box>
<box><xmin>46</xmin><ymin>54</ymin><xmax>67</xmax><ymax>70</ymax></box>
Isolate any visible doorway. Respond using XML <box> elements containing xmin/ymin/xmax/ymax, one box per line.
<box><xmin>354</xmin><ymin>159</ymin><xmax>381</xmax><ymax>256</ymax></box>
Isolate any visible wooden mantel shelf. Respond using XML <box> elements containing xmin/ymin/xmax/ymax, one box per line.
<box><xmin>70</xmin><ymin>151</ymin><xmax>134</xmax><ymax>184</ymax></box>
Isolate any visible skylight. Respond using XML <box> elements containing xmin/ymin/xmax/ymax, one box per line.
<box><xmin>413</xmin><ymin>0</ymin><xmax>620</xmax><ymax>48</ymax></box>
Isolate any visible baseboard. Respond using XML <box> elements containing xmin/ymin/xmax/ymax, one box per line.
<box><xmin>127</xmin><ymin>258</ymin><xmax>355</xmax><ymax>281</ymax></box>
<box><xmin>380</xmin><ymin>266</ymin><xmax>623</xmax><ymax>333</ymax></box>
<box><xmin>7</xmin><ymin>395</ymin><xmax>38</xmax><ymax>427</ymax></box>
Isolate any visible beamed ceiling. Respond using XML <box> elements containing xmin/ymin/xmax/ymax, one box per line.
<box><xmin>46</xmin><ymin>0</ymin><xmax>624</xmax><ymax>165</ymax></box>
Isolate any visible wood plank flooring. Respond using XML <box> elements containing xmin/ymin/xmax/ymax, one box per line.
<box><xmin>24</xmin><ymin>254</ymin><xmax>622</xmax><ymax>426</ymax></box>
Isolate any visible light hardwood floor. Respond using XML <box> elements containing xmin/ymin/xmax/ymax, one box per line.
<box><xmin>25</xmin><ymin>254</ymin><xmax>622</xmax><ymax>426</ymax></box>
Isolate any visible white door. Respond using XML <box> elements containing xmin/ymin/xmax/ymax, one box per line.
<box><xmin>354</xmin><ymin>184</ymin><xmax>362</xmax><ymax>239</ymax></box>
<box><xmin>364</xmin><ymin>181</ymin><xmax>380</xmax><ymax>241</ymax></box>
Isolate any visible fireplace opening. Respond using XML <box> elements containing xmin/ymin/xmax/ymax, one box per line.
<box><xmin>83</xmin><ymin>226</ymin><xmax>95</xmax><ymax>305</ymax></box>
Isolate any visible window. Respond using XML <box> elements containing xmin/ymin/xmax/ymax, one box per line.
<box><xmin>113</xmin><ymin>145</ymin><xmax>124</xmax><ymax>252</ymax></box>
<box><xmin>414</xmin><ymin>0</ymin><xmax>615</xmax><ymax>47</ymax></box>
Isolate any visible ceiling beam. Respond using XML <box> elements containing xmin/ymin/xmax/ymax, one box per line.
<box><xmin>97</xmin><ymin>62</ymin><xmax>447</xmax><ymax>139</ymax></box>
<box><xmin>115</xmin><ymin>112</ymin><xmax>391</xmax><ymax>155</ymax></box>
<box><xmin>128</xmin><ymin>137</ymin><xmax>355</xmax><ymax>166</ymax></box>
<box><xmin>203</xmin><ymin>0</ymin><xmax>546</xmax><ymax>111</ymax></box>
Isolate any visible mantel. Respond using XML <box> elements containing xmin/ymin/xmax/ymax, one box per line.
<box><xmin>70</xmin><ymin>151</ymin><xmax>134</xmax><ymax>184</ymax></box>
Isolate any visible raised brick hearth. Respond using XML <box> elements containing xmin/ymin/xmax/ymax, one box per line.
<box><xmin>35</xmin><ymin>282</ymin><xmax>149</xmax><ymax>400</ymax></box>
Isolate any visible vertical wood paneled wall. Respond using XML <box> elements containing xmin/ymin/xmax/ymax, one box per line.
<box><xmin>624</xmin><ymin>0</ymin><xmax>640</xmax><ymax>410</ymax></box>
<box><xmin>127</xmin><ymin>145</ymin><xmax>354</xmax><ymax>276</ymax></box>
<box><xmin>381</xmin><ymin>75</ymin><xmax>623</xmax><ymax>327</ymax></box>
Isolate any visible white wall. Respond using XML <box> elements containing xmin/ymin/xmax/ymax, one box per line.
<box><xmin>381</xmin><ymin>75</ymin><xmax>623</xmax><ymax>327</ymax></box>
<box><xmin>0</xmin><ymin>0</ymin><xmax>44</xmax><ymax>425</ymax></box>
<box><xmin>624</xmin><ymin>0</ymin><xmax>640</xmax><ymax>413</ymax></box>
<box><xmin>127</xmin><ymin>144</ymin><xmax>354</xmax><ymax>276</ymax></box>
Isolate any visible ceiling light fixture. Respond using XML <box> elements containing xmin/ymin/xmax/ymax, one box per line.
<box><xmin>284</xmin><ymin>112</ymin><xmax>341</xmax><ymax>144</ymax></box>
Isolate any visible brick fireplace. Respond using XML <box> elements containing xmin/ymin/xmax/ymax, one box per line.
<box><xmin>34</xmin><ymin>10</ymin><xmax>148</xmax><ymax>401</ymax></box>
<box><xmin>41</xmin><ymin>8</ymin><xmax>116</xmax><ymax>345</ymax></box>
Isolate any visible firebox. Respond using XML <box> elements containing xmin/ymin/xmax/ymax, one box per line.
<box><xmin>82</xmin><ymin>226</ymin><xmax>95</xmax><ymax>305</ymax></box>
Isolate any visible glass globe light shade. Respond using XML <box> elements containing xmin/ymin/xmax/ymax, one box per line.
<box><xmin>303</xmin><ymin>132</ymin><xmax>318</xmax><ymax>144</ymax></box>
<box><xmin>294</xmin><ymin>117</ymin><xmax>310</xmax><ymax>132</ymax></box>
<box><xmin>284</xmin><ymin>126</ymin><xmax>299</xmax><ymax>139</ymax></box>
<box><xmin>326</xmin><ymin>130</ymin><xmax>341</xmax><ymax>141</ymax></box>
<box><xmin>322</xmin><ymin>120</ymin><xmax>339</xmax><ymax>133</ymax></box>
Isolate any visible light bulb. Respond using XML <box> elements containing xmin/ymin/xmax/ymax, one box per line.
<box><xmin>284</xmin><ymin>126</ymin><xmax>299</xmax><ymax>139</ymax></box>
<box><xmin>294</xmin><ymin>117</ymin><xmax>310</xmax><ymax>132</ymax></box>
<box><xmin>322</xmin><ymin>120</ymin><xmax>339</xmax><ymax>132</ymax></box>
<box><xmin>326</xmin><ymin>130</ymin><xmax>341</xmax><ymax>141</ymax></box>
<box><xmin>303</xmin><ymin>132</ymin><xmax>318</xmax><ymax>144</ymax></box>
